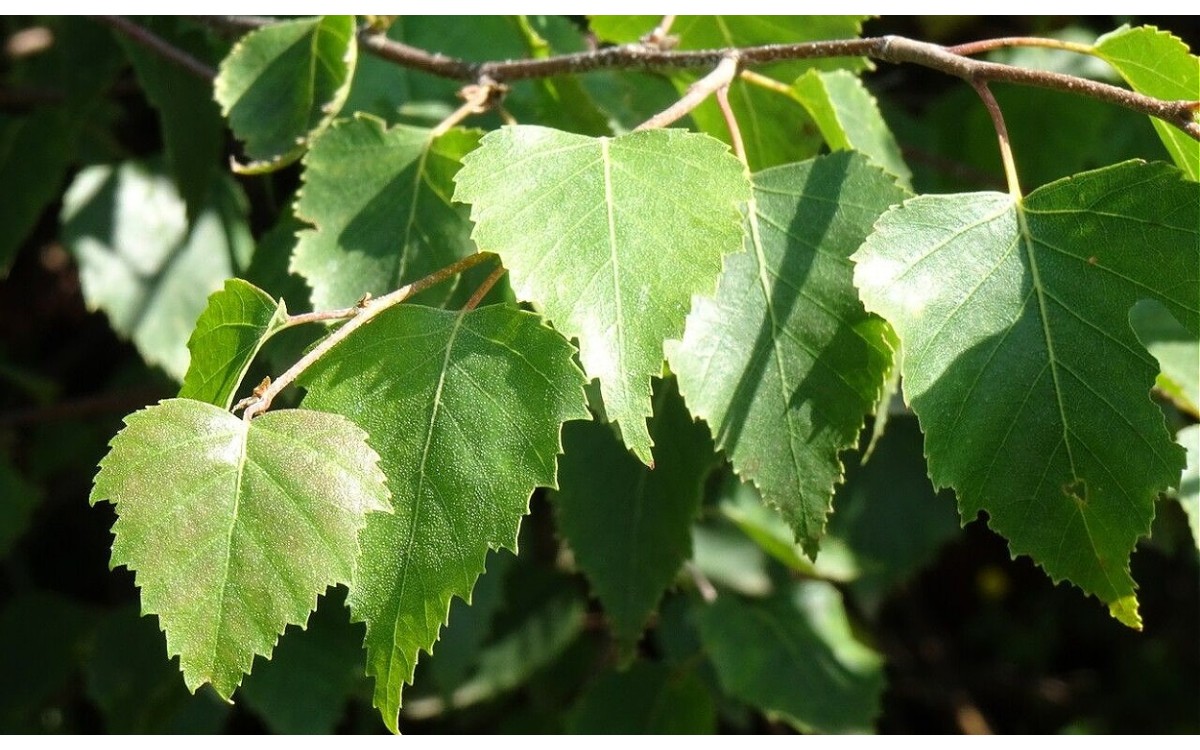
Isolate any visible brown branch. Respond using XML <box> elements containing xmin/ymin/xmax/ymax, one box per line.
<box><xmin>462</xmin><ymin>265</ymin><xmax>507</xmax><ymax>312</ymax></box>
<box><xmin>970</xmin><ymin>80</ymin><xmax>1023</xmax><ymax>197</ymax></box>
<box><xmin>636</xmin><ymin>54</ymin><xmax>739</xmax><ymax>130</ymax></box>
<box><xmin>198</xmin><ymin>18</ymin><xmax>1200</xmax><ymax>141</ymax></box>
<box><xmin>93</xmin><ymin>16</ymin><xmax>216</xmax><ymax>81</ymax></box>
<box><xmin>715</xmin><ymin>84</ymin><xmax>746</xmax><ymax>164</ymax></box>
<box><xmin>947</xmin><ymin>36</ymin><xmax>1095</xmax><ymax>57</ymax></box>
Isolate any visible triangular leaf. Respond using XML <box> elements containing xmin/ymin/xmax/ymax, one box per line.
<box><xmin>300</xmin><ymin>303</ymin><xmax>589</xmax><ymax>731</ymax></box>
<box><xmin>291</xmin><ymin>116</ymin><xmax>480</xmax><ymax>310</ymax></box>
<box><xmin>179</xmin><ymin>279</ymin><xmax>288</xmax><ymax>409</ymax></box>
<box><xmin>697</xmin><ymin>582</ymin><xmax>885</xmax><ymax>733</ymax></box>
<box><xmin>215</xmin><ymin>16</ymin><xmax>357</xmax><ymax>172</ymax></box>
<box><xmin>454</xmin><ymin>126</ymin><xmax>749</xmax><ymax>463</ymax></box>
<box><xmin>1094</xmin><ymin>25</ymin><xmax>1199</xmax><ymax>181</ymax></box>
<box><xmin>669</xmin><ymin>152</ymin><xmax>907</xmax><ymax>554</ymax></box>
<box><xmin>554</xmin><ymin>378</ymin><xmax>716</xmax><ymax>650</ymax></box>
<box><xmin>90</xmin><ymin>398</ymin><xmax>391</xmax><ymax>698</ymax></box>
<box><xmin>852</xmin><ymin>160</ymin><xmax>1199</xmax><ymax>627</ymax></box>
<box><xmin>60</xmin><ymin>162</ymin><xmax>254</xmax><ymax>380</ymax></box>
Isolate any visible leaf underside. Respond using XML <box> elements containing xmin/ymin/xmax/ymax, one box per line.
<box><xmin>853</xmin><ymin>160</ymin><xmax>1199</xmax><ymax>627</ymax></box>
<box><xmin>90</xmin><ymin>398</ymin><xmax>391</xmax><ymax>698</ymax></box>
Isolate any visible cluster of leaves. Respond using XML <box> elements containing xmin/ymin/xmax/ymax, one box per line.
<box><xmin>1</xmin><ymin>16</ymin><xmax>1197</xmax><ymax>734</ymax></box>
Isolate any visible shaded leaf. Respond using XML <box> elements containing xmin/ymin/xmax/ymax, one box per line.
<box><xmin>455</xmin><ymin>126</ymin><xmax>749</xmax><ymax>463</ymax></box>
<box><xmin>240</xmin><ymin>588</ymin><xmax>367</xmax><ymax>734</ymax></box>
<box><xmin>0</xmin><ymin>457</ymin><xmax>40</xmax><ymax>557</ymax></box>
<box><xmin>60</xmin><ymin>162</ymin><xmax>254</xmax><ymax>380</ymax></box>
<box><xmin>669</xmin><ymin>152</ymin><xmax>907</xmax><ymax>554</ymax></box>
<box><xmin>90</xmin><ymin>398</ymin><xmax>391</xmax><ymax>698</ymax></box>
<box><xmin>292</xmin><ymin>116</ymin><xmax>480</xmax><ymax>310</ymax></box>
<box><xmin>697</xmin><ymin>581</ymin><xmax>885</xmax><ymax>733</ymax></box>
<box><xmin>425</xmin><ymin>550</ymin><xmax>513</xmax><ymax>694</ymax></box>
<box><xmin>300</xmin><ymin>304</ymin><xmax>589</xmax><ymax>731</ymax></box>
<box><xmin>852</xmin><ymin>160</ymin><xmax>1199</xmax><ymax>627</ymax></box>
<box><xmin>1094</xmin><ymin>25</ymin><xmax>1200</xmax><ymax>181</ymax></box>
<box><xmin>791</xmin><ymin>69</ymin><xmax>912</xmax><ymax>188</ymax></box>
<box><xmin>215</xmin><ymin>16</ymin><xmax>357</xmax><ymax>172</ymax></box>
<box><xmin>118</xmin><ymin>18</ymin><xmax>224</xmax><ymax>215</ymax></box>
<box><xmin>567</xmin><ymin>661</ymin><xmax>715</xmax><ymax>734</ymax></box>
<box><xmin>178</xmin><ymin>279</ymin><xmax>288</xmax><ymax>409</ymax></box>
<box><xmin>1129</xmin><ymin>299</ymin><xmax>1199</xmax><ymax>416</ymax></box>
<box><xmin>555</xmin><ymin>378</ymin><xmax>716</xmax><ymax>649</ymax></box>
<box><xmin>1178</xmin><ymin>424</ymin><xmax>1200</xmax><ymax>549</ymax></box>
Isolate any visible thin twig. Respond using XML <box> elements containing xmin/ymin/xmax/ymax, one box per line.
<box><xmin>715</xmin><ymin>84</ymin><xmax>746</xmax><ymax>164</ymax></box>
<box><xmin>644</xmin><ymin>16</ymin><xmax>677</xmax><ymax>48</ymax></box>
<box><xmin>970</xmin><ymin>80</ymin><xmax>1023</xmax><ymax>198</ymax></box>
<box><xmin>241</xmin><ymin>252</ymin><xmax>495</xmax><ymax>420</ymax></box>
<box><xmin>93</xmin><ymin>16</ymin><xmax>216</xmax><ymax>81</ymax></box>
<box><xmin>430</xmin><ymin>79</ymin><xmax>506</xmax><ymax>138</ymax></box>
<box><xmin>636</xmin><ymin>54</ymin><xmax>740</xmax><ymax>131</ymax></box>
<box><xmin>947</xmin><ymin>36</ymin><xmax>1096</xmax><ymax>57</ymax></box>
<box><xmin>462</xmin><ymin>265</ymin><xmax>507</xmax><ymax>312</ymax></box>
<box><xmin>739</xmin><ymin>68</ymin><xmax>793</xmax><ymax>96</ymax></box>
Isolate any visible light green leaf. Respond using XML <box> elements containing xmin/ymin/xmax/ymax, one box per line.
<box><xmin>1094</xmin><ymin>25</ymin><xmax>1200</xmax><ymax>181</ymax></box>
<box><xmin>792</xmin><ymin>69</ymin><xmax>912</xmax><ymax>188</ymax></box>
<box><xmin>590</xmin><ymin>16</ymin><xmax>869</xmax><ymax>170</ymax></box>
<box><xmin>60</xmin><ymin>162</ymin><xmax>254</xmax><ymax>380</ymax></box>
<box><xmin>1178</xmin><ymin>424</ymin><xmax>1200</xmax><ymax>549</ymax></box>
<box><xmin>454</xmin><ymin>126</ymin><xmax>749</xmax><ymax>464</ymax></box>
<box><xmin>1129</xmin><ymin>299</ymin><xmax>1199</xmax><ymax>416</ymax></box>
<box><xmin>90</xmin><ymin>398</ymin><xmax>391</xmax><ymax>698</ymax></box>
<box><xmin>292</xmin><ymin>116</ymin><xmax>480</xmax><ymax>310</ymax></box>
<box><xmin>300</xmin><ymin>304</ymin><xmax>589</xmax><ymax>732</ymax></box>
<box><xmin>240</xmin><ymin>589</ymin><xmax>367</xmax><ymax>734</ymax></box>
<box><xmin>555</xmin><ymin>378</ymin><xmax>716</xmax><ymax>649</ymax></box>
<box><xmin>669</xmin><ymin>153</ymin><xmax>907</xmax><ymax>554</ymax></box>
<box><xmin>697</xmin><ymin>581</ymin><xmax>885</xmax><ymax>733</ymax></box>
<box><xmin>567</xmin><ymin>661</ymin><xmax>715</xmax><ymax>734</ymax></box>
<box><xmin>178</xmin><ymin>279</ymin><xmax>288</xmax><ymax>409</ymax></box>
<box><xmin>118</xmin><ymin>18</ymin><xmax>224</xmax><ymax>215</ymax></box>
<box><xmin>215</xmin><ymin>16</ymin><xmax>357</xmax><ymax>172</ymax></box>
<box><xmin>852</xmin><ymin>160</ymin><xmax>1199</xmax><ymax>628</ymax></box>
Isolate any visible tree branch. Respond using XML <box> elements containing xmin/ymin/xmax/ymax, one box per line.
<box><xmin>93</xmin><ymin>16</ymin><xmax>216</xmax><ymax>82</ymax></box>
<box><xmin>196</xmin><ymin>17</ymin><xmax>1200</xmax><ymax>141</ymax></box>
<box><xmin>635</xmin><ymin>54</ymin><xmax>739</xmax><ymax>131</ymax></box>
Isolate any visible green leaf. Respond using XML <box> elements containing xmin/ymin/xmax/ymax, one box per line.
<box><xmin>791</xmin><ymin>69</ymin><xmax>912</xmax><ymax>188</ymax></box>
<box><xmin>118</xmin><ymin>18</ymin><xmax>224</xmax><ymax>215</ymax></box>
<box><xmin>697</xmin><ymin>581</ymin><xmax>885</xmax><ymax>733</ymax></box>
<box><xmin>90</xmin><ymin>398</ymin><xmax>391</xmax><ymax>698</ymax></box>
<box><xmin>567</xmin><ymin>661</ymin><xmax>716</xmax><ymax>734</ymax></box>
<box><xmin>300</xmin><ymin>304</ymin><xmax>589</xmax><ymax>731</ymax></box>
<box><xmin>555</xmin><ymin>378</ymin><xmax>716</xmax><ymax>649</ymax></box>
<box><xmin>1129</xmin><ymin>299</ymin><xmax>1200</xmax><ymax>416</ymax></box>
<box><xmin>852</xmin><ymin>161</ymin><xmax>1199</xmax><ymax>628</ymax></box>
<box><xmin>292</xmin><ymin>116</ymin><xmax>480</xmax><ymax>310</ymax></box>
<box><xmin>0</xmin><ymin>457</ymin><xmax>40</xmax><ymax>557</ymax></box>
<box><xmin>590</xmin><ymin>16</ymin><xmax>869</xmax><ymax>170</ymax></box>
<box><xmin>240</xmin><ymin>588</ymin><xmax>367</xmax><ymax>734</ymax></box>
<box><xmin>1178</xmin><ymin>424</ymin><xmax>1200</xmax><ymax>550</ymax></box>
<box><xmin>214</xmin><ymin>16</ymin><xmax>357</xmax><ymax>172</ymax></box>
<box><xmin>60</xmin><ymin>162</ymin><xmax>254</xmax><ymax>380</ymax></box>
<box><xmin>454</xmin><ymin>126</ymin><xmax>749</xmax><ymax>463</ymax></box>
<box><xmin>669</xmin><ymin>152</ymin><xmax>907</xmax><ymax>554</ymax></box>
<box><xmin>426</xmin><ymin>550</ymin><xmax>513</xmax><ymax>693</ymax></box>
<box><xmin>178</xmin><ymin>279</ymin><xmax>288</xmax><ymax>409</ymax></box>
<box><xmin>1094</xmin><ymin>25</ymin><xmax>1200</xmax><ymax>181</ymax></box>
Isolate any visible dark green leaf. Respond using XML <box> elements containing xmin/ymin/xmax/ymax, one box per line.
<box><xmin>0</xmin><ymin>591</ymin><xmax>94</xmax><ymax>731</ymax></box>
<box><xmin>1129</xmin><ymin>299</ymin><xmax>1199</xmax><ymax>416</ymax></box>
<box><xmin>301</xmin><ymin>304</ymin><xmax>589</xmax><ymax>731</ymax></box>
<box><xmin>0</xmin><ymin>457</ymin><xmax>40</xmax><ymax>557</ymax></box>
<box><xmin>90</xmin><ymin>398</ymin><xmax>391</xmax><ymax>697</ymax></box>
<box><xmin>215</xmin><ymin>16</ymin><xmax>357</xmax><ymax>172</ymax></box>
<box><xmin>240</xmin><ymin>588</ymin><xmax>368</xmax><ymax>734</ymax></box>
<box><xmin>555</xmin><ymin>378</ymin><xmax>716</xmax><ymax>649</ymax></box>
<box><xmin>291</xmin><ymin>116</ymin><xmax>480</xmax><ymax>310</ymax></box>
<box><xmin>1094</xmin><ymin>25</ymin><xmax>1199</xmax><ymax>181</ymax></box>
<box><xmin>455</xmin><ymin>126</ymin><xmax>750</xmax><ymax>463</ymax></box>
<box><xmin>178</xmin><ymin>279</ymin><xmax>288</xmax><ymax>409</ymax></box>
<box><xmin>697</xmin><ymin>582</ymin><xmax>885</xmax><ymax>733</ymax></box>
<box><xmin>60</xmin><ymin>162</ymin><xmax>254</xmax><ymax>380</ymax></box>
<box><xmin>426</xmin><ymin>550</ymin><xmax>513</xmax><ymax>694</ymax></box>
<box><xmin>852</xmin><ymin>161</ymin><xmax>1199</xmax><ymax>627</ymax></box>
<box><xmin>669</xmin><ymin>153</ymin><xmax>907</xmax><ymax>554</ymax></box>
<box><xmin>568</xmin><ymin>661</ymin><xmax>716</xmax><ymax>734</ymax></box>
